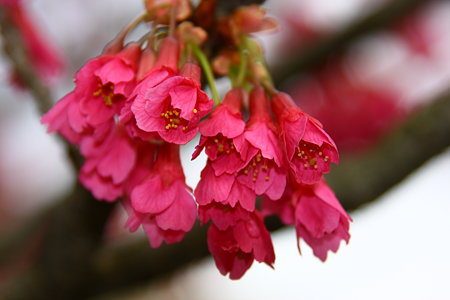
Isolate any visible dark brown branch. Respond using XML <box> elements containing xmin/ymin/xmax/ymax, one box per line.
<box><xmin>272</xmin><ymin>0</ymin><xmax>430</xmax><ymax>86</ymax></box>
<box><xmin>1</xmin><ymin>182</ymin><xmax>114</xmax><ymax>300</ymax></box>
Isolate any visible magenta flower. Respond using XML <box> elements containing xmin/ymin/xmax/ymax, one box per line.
<box><xmin>195</xmin><ymin>162</ymin><xmax>256</xmax><ymax>211</ymax></box>
<box><xmin>41</xmin><ymin>92</ymin><xmax>86</xmax><ymax>144</ymax></box>
<box><xmin>131</xmin><ymin>62</ymin><xmax>212</xmax><ymax>144</ymax></box>
<box><xmin>192</xmin><ymin>88</ymin><xmax>246</xmax><ymax>176</ymax></box>
<box><xmin>272</xmin><ymin>92</ymin><xmax>339</xmax><ymax>185</ymax></box>
<box><xmin>120</xmin><ymin>67</ymin><xmax>175</xmax><ymax>141</ymax></box>
<box><xmin>79</xmin><ymin>126</ymin><xmax>137</xmax><ymax>202</ymax></box>
<box><xmin>234</xmin><ymin>86</ymin><xmax>287</xmax><ymax>200</ymax></box>
<box><xmin>200</xmin><ymin>202</ymin><xmax>275</xmax><ymax>279</ymax></box>
<box><xmin>76</xmin><ymin>43</ymin><xmax>140</xmax><ymax>127</ymax></box>
<box><xmin>123</xmin><ymin>198</ymin><xmax>186</xmax><ymax>248</ymax></box>
<box><xmin>41</xmin><ymin>43</ymin><xmax>140</xmax><ymax>145</ymax></box>
<box><xmin>295</xmin><ymin>180</ymin><xmax>351</xmax><ymax>261</ymax></box>
<box><xmin>130</xmin><ymin>143</ymin><xmax>196</xmax><ymax>243</ymax></box>
<box><xmin>263</xmin><ymin>178</ymin><xmax>351</xmax><ymax>261</ymax></box>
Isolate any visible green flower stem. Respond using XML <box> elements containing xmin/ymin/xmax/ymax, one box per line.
<box><xmin>236</xmin><ymin>47</ymin><xmax>249</xmax><ymax>87</ymax></box>
<box><xmin>191</xmin><ymin>43</ymin><xmax>220</xmax><ymax>106</ymax></box>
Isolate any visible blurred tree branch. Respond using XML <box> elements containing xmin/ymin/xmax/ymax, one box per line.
<box><xmin>0</xmin><ymin>8</ymin><xmax>52</xmax><ymax>114</ymax></box>
<box><xmin>272</xmin><ymin>0</ymin><xmax>431</xmax><ymax>86</ymax></box>
<box><xmin>1</xmin><ymin>0</ymin><xmax>450</xmax><ymax>299</ymax></box>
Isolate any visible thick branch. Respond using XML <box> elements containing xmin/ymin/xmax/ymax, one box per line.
<box><xmin>2</xmin><ymin>182</ymin><xmax>114</xmax><ymax>300</ymax></box>
<box><xmin>272</xmin><ymin>0</ymin><xmax>430</xmax><ymax>86</ymax></box>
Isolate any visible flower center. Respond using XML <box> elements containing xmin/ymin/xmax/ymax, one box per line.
<box><xmin>241</xmin><ymin>152</ymin><xmax>270</xmax><ymax>182</ymax></box>
<box><xmin>206</xmin><ymin>134</ymin><xmax>236</xmax><ymax>156</ymax></box>
<box><xmin>93</xmin><ymin>80</ymin><xmax>118</xmax><ymax>106</ymax></box>
<box><xmin>295</xmin><ymin>141</ymin><xmax>328</xmax><ymax>170</ymax></box>
<box><xmin>161</xmin><ymin>108</ymin><xmax>189</xmax><ymax>131</ymax></box>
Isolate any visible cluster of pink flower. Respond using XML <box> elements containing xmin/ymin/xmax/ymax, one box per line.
<box><xmin>41</xmin><ymin>0</ymin><xmax>350</xmax><ymax>279</ymax></box>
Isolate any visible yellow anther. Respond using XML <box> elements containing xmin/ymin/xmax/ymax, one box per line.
<box><xmin>304</xmin><ymin>163</ymin><xmax>308</xmax><ymax>168</ymax></box>
<box><xmin>165</xmin><ymin>125</ymin><xmax>171</xmax><ymax>129</ymax></box>
<box><xmin>252</xmin><ymin>177</ymin><xmax>257</xmax><ymax>182</ymax></box>
<box><xmin>207</xmin><ymin>146</ymin><xmax>211</xmax><ymax>149</ymax></box>
<box><xmin>172</xmin><ymin>124</ymin><xmax>178</xmax><ymax>129</ymax></box>
<box><xmin>265</xmin><ymin>176</ymin><xmax>270</xmax><ymax>181</ymax></box>
<box><xmin>319</xmin><ymin>152</ymin><xmax>323</xmax><ymax>156</ymax></box>
<box><xmin>297</xmin><ymin>153</ymin><xmax>302</xmax><ymax>157</ymax></box>
<box><xmin>183</xmin><ymin>127</ymin><xmax>187</xmax><ymax>131</ymax></box>
<box><xmin>252</xmin><ymin>162</ymin><xmax>257</xmax><ymax>167</ymax></box>
<box><xmin>226</xmin><ymin>150</ymin><xmax>230</xmax><ymax>154</ymax></box>
<box><xmin>193</xmin><ymin>108</ymin><xmax>198</xmax><ymax>114</ymax></box>
<box><xmin>314</xmin><ymin>165</ymin><xmax>318</xmax><ymax>169</ymax></box>
<box><xmin>161</xmin><ymin>113</ymin><xmax>165</xmax><ymax>116</ymax></box>
<box><xmin>244</xmin><ymin>170</ymin><xmax>249</xmax><ymax>174</ymax></box>
<box><xmin>169</xmin><ymin>111</ymin><xmax>173</xmax><ymax>116</ymax></box>
<box><xmin>218</xmin><ymin>145</ymin><xmax>224</xmax><ymax>152</ymax></box>
<box><xmin>309</xmin><ymin>158</ymin><xmax>317</xmax><ymax>166</ymax></box>
<box><xmin>214</xmin><ymin>139</ymin><xmax>219</xmax><ymax>143</ymax></box>
<box><xmin>301</xmin><ymin>151</ymin><xmax>305</xmax><ymax>154</ymax></box>
<box><xmin>256</xmin><ymin>156</ymin><xmax>261</xmax><ymax>162</ymax></box>
<box><xmin>262</xmin><ymin>165</ymin><xmax>268</xmax><ymax>170</ymax></box>
<box><xmin>174</xmin><ymin>111</ymin><xmax>179</xmax><ymax>116</ymax></box>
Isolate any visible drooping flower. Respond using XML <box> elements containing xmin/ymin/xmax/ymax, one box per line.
<box><xmin>123</xmin><ymin>198</ymin><xmax>186</xmax><ymax>248</ymax></box>
<box><xmin>41</xmin><ymin>42</ymin><xmax>141</xmax><ymax>144</ymax></box>
<box><xmin>195</xmin><ymin>162</ymin><xmax>256</xmax><ymax>211</ymax></box>
<box><xmin>272</xmin><ymin>92</ymin><xmax>338</xmax><ymax>185</ymax></box>
<box><xmin>192</xmin><ymin>88</ymin><xmax>246</xmax><ymax>176</ymax></box>
<box><xmin>234</xmin><ymin>85</ymin><xmax>286</xmax><ymax>200</ymax></box>
<box><xmin>76</xmin><ymin>42</ymin><xmax>140</xmax><ymax>127</ymax></box>
<box><xmin>131</xmin><ymin>61</ymin><xmax>212</xmax><ymax>144</ymax></box>
<box><xmin>263</xmin><ymin>178</ymin><xmax>351</xmax><ymax>261</ymax></box>
<box><xmin>200</xmin><ymin>202</ymin><xmax>275</xmax><ymax>279</ymax></box>
<box><xmin>79</xmin><ymin>126</ymin><xmax>137</xmax><ymax>202</ymax></box>
<box><xmin>130</xmin><ymin>143</ymin><xmax>196</xmax><ymax>244</ymax></box>
<box><xmin>41</xmin><ymin>91</ymin><xmax>86</xmax><ymax>144</ymax></box>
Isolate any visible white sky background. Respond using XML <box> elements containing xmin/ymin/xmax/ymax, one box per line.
<box><xmin>1</xmin><ymin>0</ymin><xmax>450</xmax><ymax>299</ymax></box>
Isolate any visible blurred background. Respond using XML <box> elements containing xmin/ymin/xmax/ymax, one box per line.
<box><xmin>1</xmin><ymin>0</ymin><xmax>449</xmax><ymax>299</ymax></box>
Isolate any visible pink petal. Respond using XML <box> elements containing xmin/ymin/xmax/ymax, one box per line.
<box><xmin>131</xmin><ymin>176</ymin><xmax>177</xmax><ymax>214</ymax></box>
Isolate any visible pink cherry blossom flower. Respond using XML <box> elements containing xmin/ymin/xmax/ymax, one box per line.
<box><xmin>131</xmin><ymin>62</ymin><xmax>212</xmax><ymax>144</ymax></box>
<box><xmin>41</xmin><ymin>92</ymin><xmax>86</xmax><ymax>144</ymax></box>
<box><xmin>234</xmin><ymin>86</ymin><xmax>287</xmax><ymax>200</ymax></box>
<box><xmin>201</xmin><ymin>202</ymin><xmax>275</xmax><ymax>279</ymax></box>
<box><xmin>192</xmin><ymin>88</ymin><xmax>246</xmax><ymax>176</ymax></box>
<box><xmin>263</xmin><ymin>178</ymin><xmax>351</xmax><ymax>261</ymax></box>
<box><xmin>120</xmin><ymin>67</ymin><xmax>175</xmax><ymax>141</ymax></box>
<box><xmin>76</xmin><ymin>43</ymin><xmax>140</xmax><ymax>127</ymax></box>
<box><xmin>41</xmin><ymin>43</ymin><xmax>140</xmax><ymax>145</ymax></box>
<box><xmin>195</xmin><ymin>162</ymin><xmax>256</xmax><ymax>211</ymax></box>
<box><xmin>272</xmin><ymin>92</ymin><xmax>339</xmax><ymax>185</ymax></box>
<box><xmin>123</xmin><ymin>198</ymin><xmax>186</xmax><ymax>248</ymax></box>
<box><xmin>130</xmin><ymin>143</ymin><xmax>196</xmax><ymax>242</ymax></box>
<box><xmin>79</xmin><ymin>126</ymin><xmax>136</xmax><ymax>202</ymax></box>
